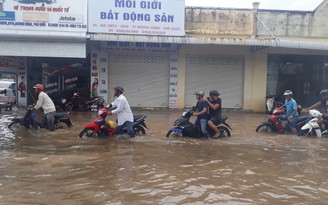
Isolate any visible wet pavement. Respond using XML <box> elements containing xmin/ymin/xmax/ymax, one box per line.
<box><xmin>0</xmin><ymin>108</ymin><xmax>328</xmax><ymax>204</ymax></box>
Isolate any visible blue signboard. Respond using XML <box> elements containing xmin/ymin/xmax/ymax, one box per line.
<box><xmin>0</xmin><ymin>11</ymin><xmax>15</xmax><ymax>21</ymax></box>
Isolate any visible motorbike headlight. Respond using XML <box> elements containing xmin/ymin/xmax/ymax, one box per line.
<box><xmin>182</xmin><ymin>111</ymin><xmax>187</xmax><ymax>116</ymax></box>
<box><xmin>61</xmin><ymin>98</ymin><xmax>67</xmax><ymax>104</ymax></box>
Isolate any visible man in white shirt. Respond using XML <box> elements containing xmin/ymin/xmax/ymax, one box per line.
<box><xmin>108</xmin><ymin>86</ymin><xmax>135</xmax><ymax>138</ymax></box>
<box><xmin>33</xmin><ymin>84</ymin><xmax>56</xmax><ymax>131</ymax></box>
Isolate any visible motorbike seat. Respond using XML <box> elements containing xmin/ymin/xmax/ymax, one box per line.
<box><xmin>55</xmin><ymin>112</ymin><xmax>69</xmax><ymax>118</ymax></box>
<box><xmin>211</xmin><ymin>116</ymin><xmax>228</xmax><ymax>126</ymax></box>
<box><xmin>133</xmin><ymin>115</ymin><xmax>146</xmax><ymax>122</ymax></box>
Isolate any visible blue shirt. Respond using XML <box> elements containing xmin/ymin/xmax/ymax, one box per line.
<box><xmin>284</xmin><ymin>98</ymin><xmax>298</xmax><ymax>117</ymax></box>
<box><xmin>195</xmin><ymin>100</ymin><xmax>208</xmax><ymax>119</ymax></box>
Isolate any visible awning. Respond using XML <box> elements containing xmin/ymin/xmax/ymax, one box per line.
<box><xmin>0</xmin><ymin>40</ymin><xmax>86</xmax><ymax>58</ymax></box>
<box><xmin>0</xmin><ymin>30</ymin><xmax>87</xmax><ymax>58</ymax></box>
<box><xmin>90</xmin><ymin>34</ymin><xmax>328</xmax><ymax>51</ymax></box>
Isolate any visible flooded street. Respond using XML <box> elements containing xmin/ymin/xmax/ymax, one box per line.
<box><xmin>1</xmin><ymin>109</ymin><xmax>328</xmax><ymax>204</ymax></box>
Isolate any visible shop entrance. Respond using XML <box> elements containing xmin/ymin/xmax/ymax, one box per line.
<box><xmin>267</xmin><ymin>54</ymin><xmax>328</xmax><ymax>107</ymax></box>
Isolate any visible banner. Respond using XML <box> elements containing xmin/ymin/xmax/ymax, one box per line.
<box><xmin>0</xmin><ymin>0</ymin><xmax>87</xmax><ymax>32</ymax></box>
<box><xmin>89</xmin><ymin>0</ymin><xmax>185</xmax><ymax>36</ymax></box>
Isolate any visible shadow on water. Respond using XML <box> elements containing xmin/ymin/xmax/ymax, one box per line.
<box><xmin>0</xmin><ymin>109</ymin><xmax>328</xmax><ymax>204</ymax></box>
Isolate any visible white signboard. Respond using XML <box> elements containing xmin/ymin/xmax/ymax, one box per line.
<box><xmin>89</xmin><ymin>0</ymin><xmax>185</xmax><ymax>36</ymax></box>
<box><xmin>169</xmin><ymin>54</ymin><xmax>178</xmax><ymax>108</ymax></box>
<box><xmin>0</xmin><ymin>0</ymin><xmax>87</xmax><ymax>32</ymax></box>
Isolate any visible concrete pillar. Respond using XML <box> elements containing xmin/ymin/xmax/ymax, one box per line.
<box><xmin>244</xmin><ymin>51</ymin><xmax>267</xmax><ymax>112</ymax></box>
<box><xmin>177</xmin><ymin>45</ymin><xmax>186</xmax><ymax>109</ymax></box>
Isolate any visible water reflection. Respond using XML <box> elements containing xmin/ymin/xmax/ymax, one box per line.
<box><xmin>0</xmin><ymin>110</ymin><xmax>328</xmax><ymax>204</ymax></box>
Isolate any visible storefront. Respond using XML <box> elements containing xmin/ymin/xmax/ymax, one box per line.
<box><xmin>0</xmin><ymin>0</ymin><xmax>88</xmax><ymax>106</ymax></box>
<box><xmin>267</xmin><ymin>53</ymin><xmax>328</xmax><ymax>107</ymax></box>
<box><xmin>88</xmin><ymin>0</ymin><xmax>184</xmax><ymax>107</ymax></box>
<box><xmin>91</xmin><ymin>42</ymin><xmax>178</xmax><ymax>107</ymax></box>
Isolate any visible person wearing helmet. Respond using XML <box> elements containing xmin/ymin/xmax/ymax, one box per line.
<box><xmin>108</xmin><ymin>86</ymin><xmax>135</xmax><ymax>138</ymax></box>
<box><xmin>33</xmin><ymin>84</ymin><xmax>56</xmax><ymax>131</ymax></box>
<box><xmin>192</xmin><ymin>91</ymin><xmax>210</xmax><ymax>138</ymax></box>
<box><xmin>279</xmin><ymin>90</ymin><xmax>299</xmax><ymax>135</ymax></box>
<box><xmin>205</xmin><ymin>90</ymin><xmax>222</xmax><ymax>139</ymax></box>
<box><xmin>308</xmin><ymin>89</ymin><xmax>328</xmax><ymax>129</ymax></box>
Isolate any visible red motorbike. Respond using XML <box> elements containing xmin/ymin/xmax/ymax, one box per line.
<box><xmin>78</xmin><ymin>107</ymin><xmax>148</xmax><ymax>138</ymax></box>
<box><xmin>61</xmin><ymin>92</ymin><xmax>104</xmax><ymax>112</ymax></box>
<box><xmin>256</xmin><ymin>106</ymin><xmax>307</xmax><ymax>134</ymax></box>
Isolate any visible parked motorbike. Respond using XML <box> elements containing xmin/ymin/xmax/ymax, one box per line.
<box><xmin>58</xmin><ymin>92</ymin><xmax>104</xmax><ymax>112</ymax></box>
<box><xmin>8</xmin><ymin>105</ymin><xmax>73</xmax><ymax>130</ymax></box>
<box><xmin>166</xmin><ymin>109</ymin><xmax>232</xmax><ymax>138</ymax></box>
<box><xmin>78</xmin><ymin>107</ymin><xmax>148</xmax><ymax>138</ymax></box>
<box><xmin>300</xmin><ymin>109</ymin><xmax>328</xmax><ymax>137</ymax></box>
<box><xmin>265</xmin><ymin>94</ymin><xmax>283</xmax><ymax>114</ymax></box>
<box><xmin>256</xmin><ymin>106</ymin><xmax>308</xmax><ymax>134</ymax></box>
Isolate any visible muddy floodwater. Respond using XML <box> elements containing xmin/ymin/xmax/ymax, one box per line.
<box><xmin>0</xmin><ymin>109</ymin><xmax>328</xmax><ymax>205</ymax></box>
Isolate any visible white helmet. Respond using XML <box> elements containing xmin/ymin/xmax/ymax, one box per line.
<box><xmin>194</xmin><ymin>91</ymin><xmax>205</xmax><ymax>97</ymax></box>
<box><xmin>283</xmin><ymin>90</ymin><xmax>293</xmax><ymax>96</ymax></box>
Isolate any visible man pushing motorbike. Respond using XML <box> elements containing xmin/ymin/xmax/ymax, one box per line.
<box><xmin>279</xmin><ymin>90</ymin><xmax>299</xmax><ymax>135</ymax></box>
<box><xmin>33</xmin><ymin>84</ymin><xmax>56</xmax><ymax>131</ymax></box>
<box><xmin>307</xmin><ymin>89</ymin><xmax>328</xmax><ymax>130</ymax></box>
<box><xmin>107</xmin><ymin>86</ymin><xmax>135</xmax><ymax>138</ymax></box>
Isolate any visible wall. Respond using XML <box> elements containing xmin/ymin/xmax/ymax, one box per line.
<box><xmin>185</xmin><ymin>8</ymin><xmax>254</xmax><ymax>36</ymax></box>
<box><xmin>184</xmin><ymin>1</ymin><xmax>328</xmax><ymax>39</ymax></box>
<box><xmin>311</xmin><ymin>0</ymin><xmax>328</xmax><ymax>37</ymax></box>
<box><xmin>256</xmin><ymin>10</ymin><xmax>312</xmax><ymax>38</ymax></box>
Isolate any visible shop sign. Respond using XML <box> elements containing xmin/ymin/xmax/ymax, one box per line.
<box><xmin>0</xmin><ymin>11</ymin><xmax>15</xmax><ymax>20</ymax></box>
<box><xmin>169</xmin><ymin>54</ymin><xmax>178</xmax><ymax>108</ymax></box>
<box><xmin>0</xmin><ymin>0</ymin><xmax>87</xmax><ymax>32</ymax></box>
<box><xmin>101</xmin><ymin>41</ymin><xmax>178</xmax><ymax>53</ymax></box>
<box><xmin>89</xmin><ymin>0</ymin><xmax>185</xmax><ymax>36</ymax></box>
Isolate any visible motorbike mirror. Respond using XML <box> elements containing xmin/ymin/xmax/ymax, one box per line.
<box><xmin>61</xmin><ymin>98</ymin><xmax>67</xmax><ymax>104</ymax></box>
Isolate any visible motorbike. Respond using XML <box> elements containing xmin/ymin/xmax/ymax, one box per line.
<box><xmin>300</xmin><ymin>109</ymin><xmax>328</xmax><ymax>137</ymax></box>
<box><xmin>58</xmin><ymin>92</ymin><xmax>104</xmax><ymax>112</ymax></box>
<box><xmin>166</xmin><ymin>109</ymin><xmax>232</xmax><ymax>138</ymax></box>
<box><xmin>256</xmin><ymin>106</ymin><xmax>308</xmax><ymax>134</ymax></box>
<box><xmin>8</xmin><ymin>106</ymin><xmax>73</xmax><ymax>130</ymax></box>
<box><xmin>78</xmin><ymin>107</ymin><xmax>148</xmax><ymax>138</ymax></box>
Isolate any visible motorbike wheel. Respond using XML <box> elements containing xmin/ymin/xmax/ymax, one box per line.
<box><xmin>217</xmin><ymin>126</ymin><xmax>231</xmax><ymax>138</ymax></box>
<box><xmin>79</xmin><ymin>128</ymin><xmax>96</xmax><ymax>138</ymax></box>
<box><xmin>134</xmin><ymin>125</ymin><xmax>146</xmax><ymax>136</ymax></box>
<box><xmin>256</xmin><ymin>125</ymin><xmax>273</xmax><ymax>133</ymax></box>
<box><xmin>166</xmin><ymin>130</ymin><xmax>183</xmax><ymax>138</ymax></box>
<box><xmin>8</xmin><ymin>122</ymin><xmax>22</xmax><ymax>129</ymax></box>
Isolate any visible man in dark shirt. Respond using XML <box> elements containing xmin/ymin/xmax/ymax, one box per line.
<box><xmin>192</xmin><ymin>90</ymin><xmax>210</xmax><ymax>138</ymax></box>
<box><xmin>308</xmin><ymin>89</ymin><xmax>328</xmax><ymax>129</ymax></box>
<box><xmin>205</xmin><ymin>90</ymin><xmax>222</xmax><ymax>139</ymax></box>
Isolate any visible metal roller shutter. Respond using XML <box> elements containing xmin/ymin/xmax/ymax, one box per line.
<box><xmin>108</xmin><ymin>53</ymin><xmax>170</xmax><ymax>107</ymax></box>
<box><xmin>185</xmin><ymin>55</ymin><xmax>244</xmax><ymax>108</ymax></box>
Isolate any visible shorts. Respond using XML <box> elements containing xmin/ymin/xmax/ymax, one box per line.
<box><xmin>209</xmin><ymin>116</ymin><xmax>221</xmax><ymax>125</ymax></box>
<box><xmin>279</xmin><ymin>114</ymin><xmax>299</xmax><ymax>128</ymax></box>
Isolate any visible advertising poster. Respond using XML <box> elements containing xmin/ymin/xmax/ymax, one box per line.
<box><xmin>90</xmin><ymin>51</ymin><xmax>100</xmax><ymax>98</ymax></box>
<box><xmin>89</xmin><ymin>0</ymin><xmax>185</xmax><ymax>36</ymax></box>
<box><xmin>0</xmin><ymin>56</ymin><xmax>26</xmax><ymax>106</ymax></box>
<box><xmin>0</xmin><ymin>0</ymin><xmax>87</xmax><ymax>32</ymax></box>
